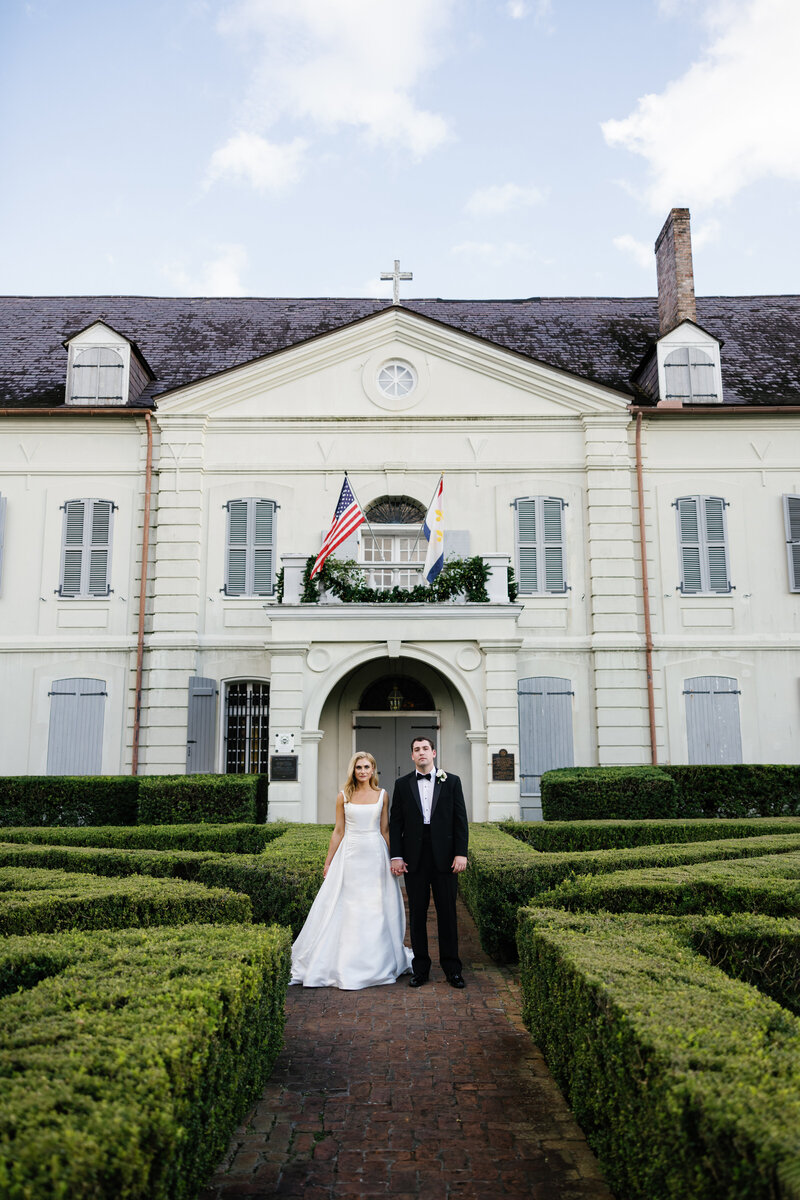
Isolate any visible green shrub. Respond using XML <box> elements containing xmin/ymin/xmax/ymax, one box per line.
<box><xmin>0</xmin><ymin>922</ymin><xmax>290</xmax><ymax>1199</ymax></box>
<box><xmin>517</xmin><ymin>906</ymin><xmax>800</xmax><ymax>1200</ymax></box>
<box><xmin>539</xmin><ymin>764</ymin><xmax>800</xmax><ymax>822</ymax></box>
<box><xmin>500</xmin><ymin>815</ymin><xmax>800</xmax><ymax>852</ymax></box>
<box><xmin>541</xmin><ymin>766</ymin><xmax>678</xmax><ymax>821</ymax></box>
<box><xmin>463</xmin><ymin>826</ymin><xmax>800</xmax><ymax>960</ymax></box>
<box><xmin>138</xmin><ymin>776</ymin><xmax>261</xmax><ymax>825</ymax></box>
<box><xmin>0</xmin><ymin>867</ymin><xmax>251</xmax><ymax>935</ymax></box>
<box><xmin>539</xmin><ymin>850</ymin><xmax>800</xmax><ymax>917</ymax></box>
<box><xmin>683</xmin><ymin>913</ymin><xmax>800</xmax><ymax>1016</ymax></box>
<box><xmin>665</xmin><ymin>764</ymin><xmax>800</xmax><ymax>818</ymax></box>
<box><xmin>0</xmin><ymin>821</ymin><xmax>286</xmax><ymax>853</ymax></box>
<box><xmin>0</xmin><ymin>776</ymin><xmax>139</xmax><ymax>827</ymax></box>
<box><xmin>0</xmin><ymin>840</ymin><xmax>213</xmax><ymax>881</ymax></box>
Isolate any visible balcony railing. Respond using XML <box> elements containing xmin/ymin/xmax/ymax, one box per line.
<box><xmin>279</xmin><ymin>553</ymin><xmax>512</xmax><ymax>604</ymax></box>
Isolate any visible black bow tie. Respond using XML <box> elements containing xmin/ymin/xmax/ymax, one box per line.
<box><xmin>416</xmin><ymin>773</ymin><xmax>432</xmax><ymax>781</ymax></box>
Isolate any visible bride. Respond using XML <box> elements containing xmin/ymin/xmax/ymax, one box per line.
<box><xmin>290</xmin><ymin>751</ymin><xmax>414</xmax><ymax>989</ymax></box>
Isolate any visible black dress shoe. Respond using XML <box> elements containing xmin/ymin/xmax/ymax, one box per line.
<box><xmin>408</xmin><ymin>973</ymin><xmax>429</xmax><ymax>988</ymax></box>
<box><xmin>447</xmin><ymin>973</ymin><xmax>466</xmax><ymax>989</ymax></box>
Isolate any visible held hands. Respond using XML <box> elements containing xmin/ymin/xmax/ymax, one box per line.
<box><xmin>390</xmin><ymin>858</ymin><xmax>408</xmax><ymax>876</ymax></box>
<box><xmin>451</xmin><ymin>856</ymin><xmax>468</xmax><ymax>874</ymax></box>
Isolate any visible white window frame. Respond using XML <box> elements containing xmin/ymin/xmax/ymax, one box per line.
<box><xmin>224</xmin><ymin>498</ymin><xmax>277</xmax><ymax>597</ymax></box>
<box><xmin>64</xmin><ymin>322</ymin><xmax>132</xmax><ymax>407</ymax></box>
<box><xmin>514</xmin><ymin>496</ymin><xmax>568</xmax><ymax>595</ymax></box>
<box><xmin>675</xmin><ymin>495</ymin><xmax>732</xmax><ymax>595</ymax></box>
<box><xmin>359</xmin><ymin>523</ymin><xmax>425</xmax><ymax>590</ymax></box>
<box><xmin>656</xmin><ymin>323</ymin><xmax>723</xmax><ymax>406</ymax></box>
<box><xmin>58</xmin><ymin>498</ymin><xmax>114</xmax><ymax>598</ymax></box>
<box><xmin>784</xmin><ymin>494</ymin><xmax>800</xmax><ymax>593</ymax></box>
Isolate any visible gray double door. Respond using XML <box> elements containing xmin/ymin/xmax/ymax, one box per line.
<box><xmin>352</xmin><ymin>713</ymin><xmax>440</xmax><ymax>791</ymax></box>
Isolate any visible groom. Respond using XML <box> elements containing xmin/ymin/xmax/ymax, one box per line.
<box><xmin>389</xmin><ymin>736</ymin><xmax>469</xmax><ymax>988</ymax></box>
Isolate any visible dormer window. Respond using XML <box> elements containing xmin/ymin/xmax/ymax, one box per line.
<box><xmin>69</xmin><ymin>347</ymin><xmax>125</xmax><ymax>404</ymax></box>
<box><xmin>663</xmin><ymin>346</ymin><xmax>718</xmax><ymax>404</ymax></box>
<box><xmin>63</xmin><ymin>319</ymin><xmax>153</xmax><ymax>407</ymax></box>
<box><xmin>654</xmin><ymin>320</ymin><xmax>723</xmax><ymax>407</ymax></box>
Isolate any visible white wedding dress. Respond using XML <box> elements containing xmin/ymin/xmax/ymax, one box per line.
<box><xmin>290</xmin><ymin>791</ymin><xmax>414</xmax><ymax>989</ymax></box>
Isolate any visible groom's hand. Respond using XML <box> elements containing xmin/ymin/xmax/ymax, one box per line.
<box><xmin>390</xmin><ymin>858</ymin><xmax>408</xmax><ymax>875</ymax></box>
<box><xmin>451</xmin><ymin>856</ymin><xmax>468</xmax><ymax>873</ymax></box>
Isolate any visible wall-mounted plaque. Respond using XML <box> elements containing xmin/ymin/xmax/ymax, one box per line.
<box><xmin>491</xmin><ymin>749</ymin><xmax>515</xmax><ymax>782</ymax></box>
<box><xmin>270</xmin><ymin>755</ymin><xmax>298</xmax><ymax>781</ymax></box>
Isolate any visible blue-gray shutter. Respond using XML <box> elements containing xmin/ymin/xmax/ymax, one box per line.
<box><xmin>186</xmin><ymin>676</ymin><xmax>218</xmax><ymax>773</ymax></box>
<box><xmin>518</xmin><ymin>676</ymin><xmax>574</xmax><ymax>796</ymax></box>
<box><xmin>664</xmin><ymin>346</ymin><xmax>718</xmax><ymax>403</ymax></box>
<box><xmin>0</xmin><ymin>493</ymin><xmax>6</xmax><ymax>591</ymax></box>
<box><xmin>677</xmin><ymin>495</ymin><xmax>730</xmax><ymax>593</ymax></box>
<box><xmin>46</xmin><ymin>677</ymin><xmax>107</xmax><ymax>774</ymax></box>
<box><xmin>684</xmin><ymin>676</ymin><xmax>742</xmax><ymax>765</ymax></box>
<box><xmin>515</xmin><ymin>498</ymin><xmax>566</xmax><ymax>594</ymax></box>
<box><xmin>784</xmin><ymin>495</ymin><xmax>800</xmax><ymax>592</ymax></box>
<box><xmin>59</xmin><ymin>499</ymin><xmax>113</xmax><ymax>597</ymax></box>
<box><xmin>225</xmin><ymin>499</ymin><xmax>276</xmax><ymax>595</ymax></box>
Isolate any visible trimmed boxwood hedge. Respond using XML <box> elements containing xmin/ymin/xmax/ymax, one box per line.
<box><xmin>500</xmin><ymin>815</ymin><xmax>800</xmax><ymax>852</ymax></box>
<box><xmin>0</xmin><ymin>775</ymin><xmax>139</xmax><ymax>827</ymax></box>
<box><xmin>461</xmin><ymin>825</ymin><xmax>800</xmax><ymax>960</ymax></box>
<box><xmin>685</xmin><ymin>912</ymin><xmax>800</xmax><ymax>1017</ymax></box>
<box><xmin>539</xmin><ymin>850</ymin><xmax>800</xmax><ymax>917</ymax></box>
<box><xmin>137</xmin><ymin>775</ymin><xmax>265</xmax><ymax>825</ymax></box>
<box><xmin>0</xmin><ymin>866</ymin><xmax>251</xmax><ymax>935</ymax></box>
<box><xmin>0</xmin><ymin>825</ymin><xmax>333</xmax><ymax>934</ymax></box>
<box><xmin>541</xmin><ymin>764</ymin><xmax>800</xmax><ymax>821</ymax></box>
<box><xmin>0</xmin><ymin>821</ymin><xmax>286</xmax><ymax>853</ymax></box>
<box><xmin>0</xmin><ymin>922</ymin><xmax>290</xmax><ymax>1200</ymax></box>
<box><xmin>517</xmin><ymin>907</ymin><xmax>800</xmax><ymax>1200</ymax></box>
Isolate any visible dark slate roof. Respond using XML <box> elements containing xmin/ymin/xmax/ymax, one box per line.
<box><xmin>1</xmin><ymin>294</ymin><xmax>799</xmax><ymax>408</ymax></box>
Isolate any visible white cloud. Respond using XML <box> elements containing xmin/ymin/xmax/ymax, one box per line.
<box><xmin>205</xmin><ymin>132</ymin><xmax>308</xmax><ymax>193</ymax></box>
<box><xmin>465</xmin><ymin>182</ymin><xmax>544</xmax><ymax>217</ymax></box>
<box><xmin>209</xmin><ymin>0</ymin><xmax>454</xmax><ymax>188</ymax></box>
<box><xmin>451</xmin><ymin>240</ymin><xmax>535</xmax><ymax>265</ymax></box>
<box><xmin>506</xmin><ymin>1</ymin><xmax>529</xmax><ymax>17</ymax></box>
<box><xmin>612</xmin><ymin>234</ymin><xmax>653</xmax><ymax>270</ymax></box>
<box><xmin>602</xmin><ymin>0</ymin><xmax>800</xmax><ymax>211</ymax></box>
<box><xmin>162</xmin><ymin>244</ymin><xmax>249</xmax><ymax>296</ymax></box>
<box><xmin>692</xmin><ymin>217</ymin><xmax>722</xmax><ymax>249</ymax></box>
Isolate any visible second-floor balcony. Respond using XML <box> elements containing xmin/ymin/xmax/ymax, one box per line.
<box><xmin>279</xmin><ymin>550</ymin><xmax>514</xmax><ymax>605</ymax></box>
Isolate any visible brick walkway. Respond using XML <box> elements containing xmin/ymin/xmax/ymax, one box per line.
<box><xmin>199</xmin><ymin>899</ymin><xmax>614</xmax><ymax>1199</ymax></box>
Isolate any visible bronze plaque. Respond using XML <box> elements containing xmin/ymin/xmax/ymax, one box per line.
<box><xmin>270</xmin><ymin>755</ymin><xmax>298</xmax><ymax>781</ymax></box>
<box><xmin>491</xmin><ymin>749</ymin><xmax>515</xmax><ymax>782</ymax></box>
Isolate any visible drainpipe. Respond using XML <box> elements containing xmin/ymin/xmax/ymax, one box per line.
<box><xmin>635</xmin><ymin>413</ymin><xmax>658</xmax><ymax>765</ymax></box>
<box><xmin>131</xmin><ymin>411</ymin><xmax>153</xmax><ymax>774</ymax></box>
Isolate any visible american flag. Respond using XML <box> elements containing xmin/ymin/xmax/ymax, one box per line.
<box><xmin>310</xmin><ymin>476</ymin><xmax>365</xmax><ymax>579</ymax></box>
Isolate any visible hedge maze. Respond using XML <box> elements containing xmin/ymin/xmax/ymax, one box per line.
<box><xmin>0</xmin><ymin>813</ymin><xmax>332</xmax><ymax>1199</ymax></box>
<box><xmin>463</xmin><ymin>812</ymin><xmax>800</xmax><ymax>1200</ymax></box>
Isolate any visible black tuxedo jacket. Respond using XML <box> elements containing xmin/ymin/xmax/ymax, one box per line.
<box><xmin>389</xmin><ymin>771</ymin><xmax>469</xmax><ymax>873</ymax></box>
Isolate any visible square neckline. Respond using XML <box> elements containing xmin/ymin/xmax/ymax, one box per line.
<box><xmin>347</xmin><ymin>788</ymin><xmax>385</xmax><ymax>807</ymax></box>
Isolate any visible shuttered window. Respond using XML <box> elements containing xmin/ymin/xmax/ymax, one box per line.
<box><xmin>664</xmin><ymin>346</ymin><xmax>719</xmax><ymax>403</ymax></box>
<box><xmin>684</xmin><ymin>676</ymin><xmax>742</xmax><ymax>765</ymax></box>
<box><xmin>186</xmin><ymin>676</ymin><xmax>219</xmax><ymax>774</ymax></box>
<box><xmin>47</xmin><ymin>677</ymin><xmax>107</xmax><ymax>774</ymax></box>
<box><xmin>784</xmin><ymin>495</ymin><xmax>800</xmax><ymax>593</ymax></box>
<box><xmin>518</xmin><ymin>676</ymin><xmax>575</xmax><ymax>797</ymax></box>
<box><xmin>676</xmin><ymin>495</ymin><xmax>731</xmax><ymax>594</ymax></box>
<box><xmin>225</xmin><ymin>499</ymin><xmax>276</xmax><ymax>596</ymax></box>
<box><xmin>69</xmin><ymin>347</ymin><xmax>125</xmax><ymax>403</ymax></box>
<box><xmin>514</xmin><ymin>497</ymin><xmax>567</xmax><ymax>595</ymax></box>
<box><xmin>59</xmin><ymin>499</ymin><xmax>114</xmax><ymax>597</ymax></box>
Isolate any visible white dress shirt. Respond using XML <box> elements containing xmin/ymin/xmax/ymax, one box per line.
<box><xmin>416</xmin><ymin>772</ymin><xmax>434</xmax><ymax>824</ymax></box>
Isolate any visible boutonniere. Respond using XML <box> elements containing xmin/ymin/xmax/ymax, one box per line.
<box><xmin>436</xmin><ymin>769</ymin><xmax>447</xmax><ymax>782</ymax></box>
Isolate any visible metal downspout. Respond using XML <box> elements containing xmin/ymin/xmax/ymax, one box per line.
<box><xmin>635</xmin><ymin>413</ymin><xmax>658</xmax><ymax>764</ymax></box>
<box><xmin>132</xmin><ymin>411</ymin><xmax>153</xmax><ymax>775</ymax></box>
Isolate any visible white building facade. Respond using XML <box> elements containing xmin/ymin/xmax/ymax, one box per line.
<box><xmin>1</xmin><ymin>211</ymin><xmax>799</xmax><ymax>821</ymax></box>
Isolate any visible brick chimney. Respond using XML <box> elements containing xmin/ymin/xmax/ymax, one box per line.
<box><xmin>655</xmin><ymin>208</ymin><xmax>696</xmax><ymax>335</ymax></box>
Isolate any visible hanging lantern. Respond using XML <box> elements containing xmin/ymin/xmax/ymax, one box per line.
<box><xmin>388</xmin><ymin>683</ymin><xmax>403</xmax><ymax>711</ymax></box>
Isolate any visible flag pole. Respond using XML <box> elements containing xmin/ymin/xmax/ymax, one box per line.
<box><xmin>344</xmin><ymin>471</ymin><xmax>388</xmax><ymax>563</ymax></box>
<box><xmin>408</xmin><ymin>473</ymin><xmax>444</xmax><ymax>564</ymax></box>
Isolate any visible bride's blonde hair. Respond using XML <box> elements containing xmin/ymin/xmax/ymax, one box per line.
<box><xmin>343</xmin><ymin>751</ymin><xmax>380</xmax><ymax>801</ymax></box>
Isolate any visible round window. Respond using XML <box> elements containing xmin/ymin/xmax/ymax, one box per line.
<box><xmin>377</xmin><ymin>361</ymin><xmax>416</xmax><ymax>399</ymax></box>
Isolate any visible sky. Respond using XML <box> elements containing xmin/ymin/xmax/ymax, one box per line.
<box><xmin>1</xmin><ymin>0</ymin><xmax>799</xmax><ymax>301</ymax></box>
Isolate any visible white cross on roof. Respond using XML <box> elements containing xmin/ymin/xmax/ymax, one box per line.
<box><xmin>380</xmin><ymin>259</ymin><xmax>413</xmax><ymax>305</ymax></box>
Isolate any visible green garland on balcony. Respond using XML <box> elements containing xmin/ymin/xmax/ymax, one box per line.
<box><xmin>298</xmin><ymin>555</ymin><xmax>491</xmax><ymax>604</ymax></box>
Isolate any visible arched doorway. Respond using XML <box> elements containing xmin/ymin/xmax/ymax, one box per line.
<box><xmin>316</xmin><ymin>656</ymin><xmax>472</xmax><ymax>822</ymax></box>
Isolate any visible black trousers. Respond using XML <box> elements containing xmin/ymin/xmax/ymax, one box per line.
<box><xmin>405</xmin><ymin>827</ymin><xmax>461</xmax><ymax>978</ymax></box>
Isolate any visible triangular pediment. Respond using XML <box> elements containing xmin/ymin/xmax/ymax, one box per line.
<box><xmin>155</xmin><ymin>306</ymin><xmax>630</xmax><ymax>418</ymax></box>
